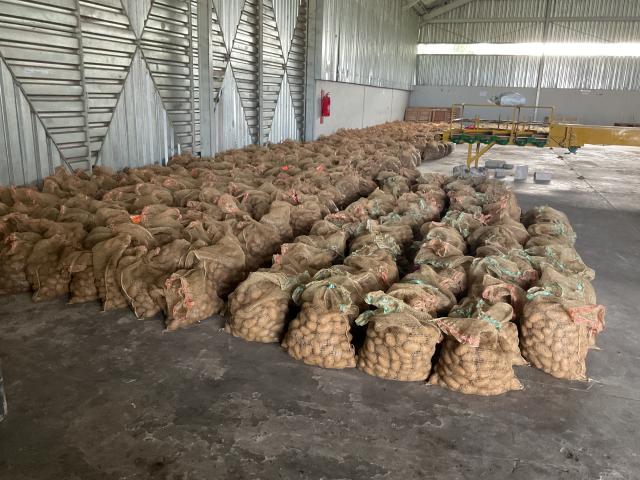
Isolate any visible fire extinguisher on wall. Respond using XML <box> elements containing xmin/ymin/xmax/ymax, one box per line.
<box><xmin>320</xmin><ymin>90</ymin><xmax>331</xmax><ymax>124</ymax></box>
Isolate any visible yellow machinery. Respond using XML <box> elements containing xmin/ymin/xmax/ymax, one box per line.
<box><xmin>440</xmin><ymin>103</ymin><xmax>640</xmax><ymax>167</ymax></box>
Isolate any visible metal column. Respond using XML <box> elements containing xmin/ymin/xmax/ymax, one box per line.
<box><xmin>198</xmin><ymin>0</ymin><xmax>215</xmax><ymax>157</ymax></box>
<box><xmin>534</xmin><ymin>0</ymin><xmax>552</xmax><ymax>123</ymax></box>
<box><xmin>258</xmin><ymin>0</ymin><xmax>265</xmax><ymax>145</ymax></box>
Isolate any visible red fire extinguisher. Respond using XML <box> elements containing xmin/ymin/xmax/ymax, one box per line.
<box><xmin>320</xmin><ymin>90</ymin><xmax>331</xmax><ymax>124</ymax></box>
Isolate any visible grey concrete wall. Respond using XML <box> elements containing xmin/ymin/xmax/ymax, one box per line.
<box><xmin>409</xmin><ymin>86</ymin><xmax>640</xmax><ymax>126</ymax></box>
<box><xmin>312</xmin><ymin>80</ymin><xmax>410</xmax><ymax>138</ymax></box>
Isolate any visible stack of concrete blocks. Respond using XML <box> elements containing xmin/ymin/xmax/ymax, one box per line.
<box><xmin>484</xmin><ymin>160</ymin><xmax>513</xmax><ymax>179</ymax></box>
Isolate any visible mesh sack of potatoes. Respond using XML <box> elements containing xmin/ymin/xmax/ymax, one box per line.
<box><xmin>468</xmin><ymin>274</ymin><xmax>526</xmax><ymax>320</ymax></box>
<box><xmin>355</xmin><ymin>291</ymin><xmax>442</xmax><ymax>381</ymax></box>
<box><xmin>413</xmin><ymin>184</ymin><xmax>446</xmax><ymax>211</ymax></box>
<box><xmin>290</xmin><ymin>200</ymin><xmax>330</xmax><ymax>237</ymax></box>
<box><xmin>233</xmin><ymin>217</ymin><xmax>282</xmax><ymax>271</ymax></box>
<box><xmin>187</xmin><ymin>230</ymin><xmax>247</xmax><ymax>297</ymax></box>
<box><xmin>259</xmin><ymin>201</ymin><xmax>294</xmax><ymax>243</ymax></box>
<box><xmin>94</xmin><ymin>206</ymin><xmax>131</xmax><ymax>227</ymax></box>
<box><xmin>138</xmin><ymin>205</ymin><xmax>183</xmax><ymax>230</ymax></box>
<box><xmin>226</xmin><ymin>270</ymin><xmax>311</xmax><ymax>343</ymax></box>
<box><xmin>430</xmin><ymin>302</ymin><xmax>524</xmax><ymax>395</ymax></box>
<box><xmin>525</xmin><ymin>244</ymin><xmax>595</xmax><ymax>280</ymax></box>
<box><xmin>421</xmin><ymin>256</ymin><xmax>471</xmax><ymax>298</ymax></box>
<box><xmin>522</xmin><ymin>205</ymin><xmax>571</xmax><ymax>228</ymax></box>
<box><xmin>441</xmin><ymin>210</ymin><xmax>486</xmax><ymax>240</ymax></box>
<box><xmin>389</xmin><ymin>266</ymin><xmax>457</xmax><ymax>315</ymax></box>
<box><xmin>349</xmin><ymin>221</ymin><xmax>413</xmax><ymax>254</ymax></box>
<box><xmin>272</xmin><ymin>242</ymin><xmax>337</xmax><ymax>276</ymax></box>
<box><xmin>468</xmin><ymin>255</ymin><xmax>538</xmax><ymax>290</ymax></box>
<box><xmin>521</xmin><ymin>269</ymin><xmax>605</xmax><ymax>380</ymax></box>
<box><xmin>62</xmin><ymin>250</ymin><xmax>98</xmax><ymax>304</ymax></box>
<box><xmin>343</xmin><ymin>245</ymin><xmax>400</xmax><ymax>291</ymax></box>
<box><xmin>26</xmin><ymin>234</ymin><xmax>75</xmax><ymax>302</ymax></box>
<box><xmin>282</xmin><ymin>275</ymin><xmax>366</xmax><ymax>369</ymax></box>
<box><xmin>416</xmin><ymin>171</ymin><xmax>447</xmax><ymax>187</ymax></box>
<box><xmin>109</xmin><ymin>222</ymin><xmax>157</xmax><ymax>249</ymax></box>
<box><xmin>419</xmin><ymin>222</ymin><xmax>467</xmax><ymax>251</ymax></box>
<box><xmin>414</xmin><ymin>233</ymin><xmax>469</xmax><ymax>269</ymax></box>
<box><xmin>449</xmin><ymin>297</ymin><xmax>526</xmax><ymax>366</ymax></box>
<box><xmin>163</xmin><ymin>267</ymin><xmax>223</xmax><ymax>331</ymax></box>
<box><xmin>482</xmin><ymin>190</ymin><xmax>521</xmax><ymax>221</ymax></box>
<box><xmin>0</xmin><ymin>231</ymin><xmax>43</xmax><ymax>294</ymax></box>
<box><xmin>58</xmin><ymin>205</ymin><xmax>96</xmax><ymax>230</ymax></box>
<box><xmin>239</xmin><ymin>189</ymin><xmax>272</xmax><ymax>220</ymax></box>
<box><xmin>295</xmin><ymin>229</ymin><xmax>349</xmax><ymax>258</ymax></box>
<box><xmin>92</xmin><ymin>234</ymin><xmax>133</xmax><ymax>310</ymax></box>
<box><xmin>394</xmin><ymin>192</ymin><xmax>442</xmax><ymax>228</ymax></box>
<box><xmin>527</xmin><ymin>222</ymin><xmax>577</xmax><ymax>246</ymax></box>
<box><xmin>359</xmin><ymin>188</ymin><xmax>397</xmax><ymax>219</ymax></box>
<box><xmin>120</xmin><ymin>240</ymin><xmax>192</xmax><ymax>318</ymax></box>
<box><xmin>378</xmin><ymin>174</ymin><xmax>411</xmax><ymax>197</ymax></box>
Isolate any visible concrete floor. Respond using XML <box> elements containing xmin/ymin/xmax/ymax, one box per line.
<box><xmin>1</xmin><ymin>145</ymin><xmax>639</xmax><ymax>479</ymax></box>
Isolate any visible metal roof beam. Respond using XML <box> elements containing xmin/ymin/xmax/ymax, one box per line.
<box><xmin>420</xmin><ymin>0</ymin><xmax>474</xmax><ymax>24</ymax></box>
<box><xmin>423</xmin><ymin>16</ymin><xmax>640</xmax><ymax>24</ymax></box>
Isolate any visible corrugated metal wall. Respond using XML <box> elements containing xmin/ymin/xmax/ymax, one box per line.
<box><xmin>418</xmin><ymin>55</ymin><xmax>540</xmax><ymax>88</ymax></box>
<box><xmin>320</xmin><ymin>0</ymin><xmax>418</xmax><ymax>90</ymax></box>
<box><xmin>417</xmin><ymin>0</ymin><xmax>640</xmax><ymax>91</ymax></box>
<box><xmin>0</xmin><ymin>57</ymin><xmax>63</xmax><ymax>186</ymax></box>
<box><xmin>0</xmin><ymin>0</ymin><xmax>308</xmax><ymax>185</ymax></box>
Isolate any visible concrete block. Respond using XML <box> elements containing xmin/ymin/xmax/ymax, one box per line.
<box><xmin>514</xmin><ymin>165</ymin><xmax>528</xmax><ymax>182</ymax></box>
<box><xmin>494</xmin><ymin>169</ymin><xmax>506</xmax><ymax>179</ymax></box>
<box><xmin>534</xmin><ymin>171</ymin><xmax>553</xmax><ymax>184</ymax></box>
<box><xmin>453</xmin><ymin>164</ymin><xmax>469</xmax><ymax>176</ymax></box>
<box><xmin>470</xmin><ymin>167</ymin><xmax>487</xmax><ymax>177</ymax></box>
<box><xmin>502</xmin><ymin>163</ymin><xmax>514</xmax><ymax>170</ymax></box>
<box><xmin>485</xmin><ymin>159</ymin><xmax>505</xmax><ymax>169</ymax></box>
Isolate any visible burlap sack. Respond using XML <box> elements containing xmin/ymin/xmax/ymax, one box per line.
<box><xmin>356</xmin><ymin>292</ymin><xmax>442</xmax><ymax>381</ymax></box>
<box><xmin>389</xmin><ymin>266</ymin><xmax>456</xmax><ymax>315</ymax></box>
<box><xmin>163</xmin><ymin>267</ymin><xmax>223</xmax><ymax>331</ymax></box>
<box><xmin>441</xmin><ymin>210</ymin><xmax>486</xmax><ymax>239</ymax></box>
<box><xmin>282</xmin><ymin>276</ymin><xmax>362</xmax><ymax>369</ymax></box>
<box><xmin>468</xmin><ymin>255</ymin><xmax>538</xmax><ymax>290</ymax></box>
<box><xmin>63</xmin><ymin>250</ymin><xmax>98</xmax><ymax>304</ymax></box>
<box><xmin>26</xmin><ymin>235</ymin><xmax>74</xmax><ymax>301</ymax></box>
<box><xmin>525</xmin><ymin>244</ymin><xmax>594</xmax><ymax>280</ymax></box>
<box><xmin>188</xmin><ymin>230</ymin><xmax>247</xmax><ymax>296</ymax></box>
<box><xmin>350</xmin><ymin>221</ymin><xmax>413</xmax><ymax>253</ymax></box>
<box><xmin>430</xmin><ymin>302</ymin><xmax>524</xmax><ymax>395</ymax></box>
<box><xmin>521</xmin><ymin>297</ymin><xmax>605</xmax><ymax>381</ymax></box>
<box><xmin>226</xmin><ymin>271</ymin><xmax>310</xmax><ymax>343</ymax></box>
<box><xmin>0</xmin><ymin>231</ymin><xmax>42</xmax><ymax>294</ymax></box>
<box><xmin>92</xmin><ymin>234</ymin><xmax>132</xmax><ymax>310</ymax></box>
<box><xmin>259</xmin><ymin>201</ymin><xmax>294</xmax><ymax>243</ymax></box>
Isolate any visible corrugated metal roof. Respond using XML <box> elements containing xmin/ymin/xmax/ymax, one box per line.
<box><xmin>419</xmin><ymin>0</ymin><xmax>640</xmax><ymax>43</ymax></box>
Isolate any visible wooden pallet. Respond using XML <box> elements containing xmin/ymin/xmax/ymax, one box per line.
<box><xmin>405</xmin><ymin>106</ymin><xmax>460</xmax><ymax>123</ymax></box>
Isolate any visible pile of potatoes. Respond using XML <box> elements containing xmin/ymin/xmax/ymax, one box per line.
<box><xmin>0</xmin><ymin>122</ymin><xmax>449</xmax><ymax>330</ymax></box>
<box><xmin>26</xmin><ymin>235</ymin><xmax>73</xmax><ymax>301</ymax></box>
<box><xmin>63</xmin><ymin>250</ymin><xmax>98</xmax><ymax>304</ymax></box>
<box><xmin>283</xmin><ymin>304</ymin><xmax>358</xmax><ymax>369</ymax></box>
<box><xmin>226</xmin><ymin>271</ymin><xmax>309</xmax><ymax>343</ymax></box>
<box><xmin>164</xmin><ymin>268</ymin><xmax>223</xmax><ymax>332</ymax></box>
<box><xmin>356</xmin><ymin>293</ymin><xmax>442</xmax><ymax>381</ymax></box>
